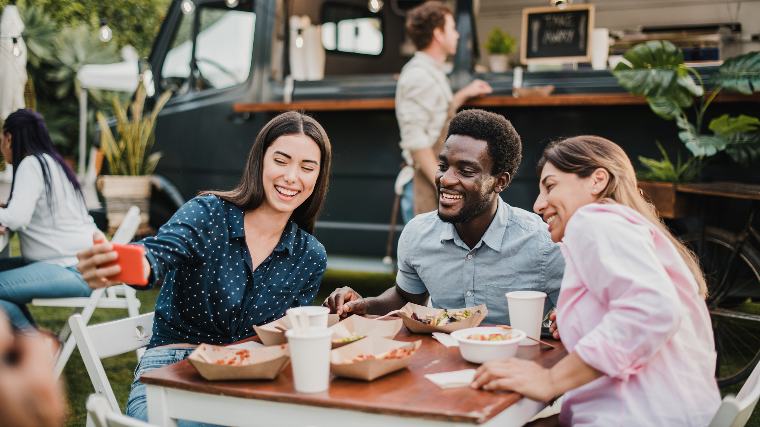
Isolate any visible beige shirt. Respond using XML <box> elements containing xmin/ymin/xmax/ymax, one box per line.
<box><xmin>394</xmin><ymin>52</ymin><xmax>453</xmax><ymax>192</ymax></box>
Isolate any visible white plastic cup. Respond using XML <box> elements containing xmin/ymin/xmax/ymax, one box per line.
<box><xmin>286</xmin><ymin>327</ymin><xmax>332</xmax><ymax>393</ymax></box>
<box><xmin>506</xmin><ymin>291</ymin><xmax>547</xmax><ymax>346</ymax></box>
<box><xmin>287</xmin><ymin>306</ymin><xmax>329</xmax><ymax>330</ymax></box>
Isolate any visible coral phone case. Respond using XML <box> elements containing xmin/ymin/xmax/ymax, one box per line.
<box><xmin>107</xmin><ymin>243</ymin><xmax>148</xmax><ymax>286</ymax></box>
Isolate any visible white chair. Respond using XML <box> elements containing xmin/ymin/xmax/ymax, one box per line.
<box><xmin>709</xmin><ymin>362</ymin><xmax>760</xmax><ymax>427</ymax></box>
<box><xmin>87</xmin><ymin>394</ymin><xmax>158</xmax><ymax>427</ymax></box>
<box><xmin>31</xmin><ymin>206</ymin><xmax>143</xmax><ymax>378</ymax></box>
<box><xmin>71</xmin><ymin>311</ymin><xmax>154</xmax><ymax>425</ymax></box>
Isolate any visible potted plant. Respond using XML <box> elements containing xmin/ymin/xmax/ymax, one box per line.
<box><xmin>97</xmin><ymin>81</ymin><xmax>171</xmax><ymax>233</ymax></box>
<box><xmin>612</xmin><ymin>41</ymin><xmax>760</xmax><ymax>217</ymax></box>
<box><xmin>485</xmin><ymin>28</ymin><xmax>515</xmax><ymax>73</ymax></box>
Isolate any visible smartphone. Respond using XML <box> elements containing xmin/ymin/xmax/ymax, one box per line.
<box><xmin>105</xmin><ymin>243</ymin><xmax>148</xmax><ymax>286</ymax></box>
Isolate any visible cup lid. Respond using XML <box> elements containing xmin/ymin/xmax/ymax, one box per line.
<box><xmin>505</xmin><ymin>291</ymin><xmax>547</xmax><ymax>299</ymax></box>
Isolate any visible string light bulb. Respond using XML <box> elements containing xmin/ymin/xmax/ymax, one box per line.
<box><xmin>181</xmin><ymin>0</ymin><xmax>195</xmax><ymax>15</ymax></box>
<box><xmin>11</xmin><ymin>37</ymin><xmax>21</xmax><ymax>57</ymax></box>
<box><xmin>368</xmin><ymin>0</ymin><xmax>383</xmax><ymax>13</ymax></box>
<box><xmin>295</xmin><ymin>28</ymin><xmax>304</xmax><ymax>49</ymax></box>
<box><xmin>225</xmin><ymin>0</ymin><xmax>239</xmax><ymax>7</ymax></box>
<box><xmin>98</xmin><ymin>19</ymin><xmax>113</xmax><ymax>43</ymax></box>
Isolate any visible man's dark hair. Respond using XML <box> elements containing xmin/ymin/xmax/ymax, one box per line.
<box><xmin>405</xmin><ymin>1</ymin><xmax>452</xmax><ymax>50</ymax></box>
<box><xmin>446</xmin><ymin>109</ymin><xmax>522</xmax><ymax>178</ymax></box>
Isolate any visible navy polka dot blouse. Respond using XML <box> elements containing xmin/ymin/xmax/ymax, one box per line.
<box><xmin>137</xmin><ymin>195</ymin><xmax>327</xmax><ymax>348</ymax></box>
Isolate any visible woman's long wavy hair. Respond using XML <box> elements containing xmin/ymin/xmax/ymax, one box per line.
<box><xmin>537</xmin><ymin>135</ymin><xmax>707</xmax><ymax>298</ymax></box>
<box><xmin>206</xmin><ymin>111</ymin><xmax>332</xmax><ymax>234</ymax></box>
<box><xmin>2</xmin><ymin>109</ymin><xmax>83</xmax><ymax>205</ymax></box>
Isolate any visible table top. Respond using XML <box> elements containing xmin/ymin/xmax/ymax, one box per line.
<box><xmin>141</xmin><ymin>326</ymin><xmax>566</xmax><ymax>424</ymax></box>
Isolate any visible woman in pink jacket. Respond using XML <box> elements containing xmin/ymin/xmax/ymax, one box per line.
<box><xmin>472</xmin><ymin>135</ymin><xmax>720</xmax><ymax>426</ymax></box>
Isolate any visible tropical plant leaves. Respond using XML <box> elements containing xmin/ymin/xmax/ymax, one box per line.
<box><xmin>676</xmin><ymin>115</ymin><xmax>728</xmax><ymax>157</ymax></box>
<box><xmin>709</xmin><ymin>114</ymin><xmax>760</xmax><ymax>136</ymax></box>
<box><xmin>646</xmin><ymin>96</ymin><xmax>683</xmax><ymax>120</ymax></box>
<box><xmin>637</xmin><ymin>141</ymin><xmax>699</xmax><ymax>182</ymax></box>
<box><xmin>98</xmin><ymin>82</ymin><xmax>172</xmax><ymax>176</ymax></box>
<box><xmin>717</xmin><ymin>51</ymin><xmax>760</xmax><ymax>94</ymax></box>
<box><xmin>613</xmin><ymin>41</ymin><xmax>703</xmax><ymax>119</ymax></box>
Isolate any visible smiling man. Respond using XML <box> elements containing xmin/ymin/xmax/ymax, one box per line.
<box><xmin>325</xmin><ymin>109</ymin><xmax>563</xmax><ymax>325</ymax></box>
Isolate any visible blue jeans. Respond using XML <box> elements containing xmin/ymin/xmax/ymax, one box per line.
<box><xmin>400</xmin><ymin>180</ymin><xmax>415</xmax><ymax>224</ymax></box>
<box><xmin>127</xmin><ymin>347</ymin><xmax>221</xmax><ymax>427</ymax></box>
<box><xmin>0</xmin><ymin>259</ymin><xmax>92</xmax><ymax>329</ymax></box>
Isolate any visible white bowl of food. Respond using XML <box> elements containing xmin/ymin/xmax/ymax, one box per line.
<box><xmin>450</xmin><ymin>327</ymin><xmax>525</xmax><ymax>364</ymax></box>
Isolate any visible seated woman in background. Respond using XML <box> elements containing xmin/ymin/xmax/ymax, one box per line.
<box><xmin>471</xmin><ymin>135</ymin><xmax>720</xmax><ymax>426</ymax></box>
<box><xmin>0</xmin><ymin>109</ymin><xmax>96</xmax><ymax>330</ymax></box>
<box><xmin>76</xmin><ymin>111</ymin><xmax>332</xmax><ymax>422</ymax></box>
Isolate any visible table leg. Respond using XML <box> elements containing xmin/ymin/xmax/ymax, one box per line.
<box><xmin>146</xmin><ymin>384</ymin><xmax>178</xmax><ymax>427</ymax></box>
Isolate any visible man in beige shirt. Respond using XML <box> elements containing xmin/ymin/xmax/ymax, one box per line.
<box><xmin>395</xmin><ymin>1</ymin><xmax>492</xmax><ymax>222</ymax></box>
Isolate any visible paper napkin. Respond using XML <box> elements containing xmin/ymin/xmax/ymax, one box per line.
<box><xmin>432</xmin><ymin>332</ymin><xmax>459</xmax><ymax>347</ymax></box>
<box><xmin>424</xmin><ymin>369</ymin><xmax>476</xmax><ymax>389</ymax></box>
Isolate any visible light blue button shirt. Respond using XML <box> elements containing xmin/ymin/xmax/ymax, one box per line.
<box><xmin>396</xmin><ymin>198</ymin><xmax>564</xmax><ymax>325</ymax></box>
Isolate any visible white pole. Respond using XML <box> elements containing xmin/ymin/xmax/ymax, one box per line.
<box><xmin>78</xmin><ymin>85</ymin><xmax>87</xmax><ymax>178</ymax></box>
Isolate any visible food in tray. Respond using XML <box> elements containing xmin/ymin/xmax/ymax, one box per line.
<box><xmin>333</xmin><ymin>334</ymin><xmax>366</xmax><ymax>345</ymax></box>
<box><xmin>213</xmin><ymin>349</ymin><xmax>251</xmax><ymax>366</ymax></box>
<box><xmin>411</xmin><ymin>309</ymin><xmax>472</xmax><ymax>326</ymax></box>
<box><xmin>466</xmin><ymin>333</ymin><xmax>512</xmax><ymax>341</ymax></box>
<box><xmin>338</xmin><ymin>346</ymin><xmax>416</xmax><ymax>364</ymax></box>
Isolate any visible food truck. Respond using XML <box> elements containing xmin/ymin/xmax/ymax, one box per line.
<box><xmin>145</xmin><ymin>0</ymin><xmax>758</xmax><ymax>260</ymax></box>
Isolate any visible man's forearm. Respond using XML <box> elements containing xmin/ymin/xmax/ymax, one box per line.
<box><xmin>410</xmin><ymin>147</ymin><xmax>438</xmax><ymax>185</ymax></box>
<box><xmin>363</xmin><ymin>286</ymin><xmax>409</xmax><ymax>315</ymax></box>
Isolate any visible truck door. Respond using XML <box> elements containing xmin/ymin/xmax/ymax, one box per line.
<box><xmin>148</xmin><ymin>0</ymin><xmax>270</xmax><ymax>201</ymax></box>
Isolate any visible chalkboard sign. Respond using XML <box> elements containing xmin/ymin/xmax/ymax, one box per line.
<box><xmin>520</xmin><ymin>4</ymin><xmax>594</xmax><ymax>65</ymax></box>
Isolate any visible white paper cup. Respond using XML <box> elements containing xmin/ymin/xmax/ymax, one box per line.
<box><xmin>286</xmin><ymin>327</ymin><xmax>332</xmax><ymax>393</ymax></box>
<box><xmin>287</xmin><ymin>306</ymin><xmax>330</xmax><ymax>329</ymax></box>
<box><xmin>506</xmin><ymin>291</ymin><xmax>546</xmax><ymax>346</ymax></box>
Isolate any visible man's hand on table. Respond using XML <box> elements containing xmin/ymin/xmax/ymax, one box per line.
<box><xmin>323</xmin><ymin>286</ymin><xmax>369</xmax><ymax>317</ymax></box>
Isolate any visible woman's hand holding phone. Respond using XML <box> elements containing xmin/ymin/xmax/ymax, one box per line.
<box><xmin>76</xmin><ymin>231</ymin><xmax>149</xmax><ymax>288</ymax></box>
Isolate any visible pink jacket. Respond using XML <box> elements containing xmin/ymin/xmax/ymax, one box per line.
<box><xmin>557</xmin><ymin>203</ymin><xmax>720</xmax><ymax>426</ymax></box>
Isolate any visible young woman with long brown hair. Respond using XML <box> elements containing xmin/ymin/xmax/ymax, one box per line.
<box><xmin>76</xmin><ymin>111</ymin><xmax>332</xmax><ymax>422</ymax></box>
<box><xmin>472</xmin><ymin>136</ymin><xmax>720</xmax><ymax>426</ymax></box>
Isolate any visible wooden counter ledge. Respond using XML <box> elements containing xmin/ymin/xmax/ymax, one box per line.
<box><xmin>233</xmin><ymin>93</ymin><xmax>759</xmax><ymax>113</ymax></box>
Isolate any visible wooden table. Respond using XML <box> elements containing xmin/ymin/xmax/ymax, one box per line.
<box><xmin>142</xmin><ymin>329</ymin><xmax>566</xmax><ymax>427</ymax></box>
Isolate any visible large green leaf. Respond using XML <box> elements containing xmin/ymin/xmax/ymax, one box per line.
<box><xmin>725</xmin><ymin>134</ymin><xmax>760</xmax><ymax>165</ymax></box>
<box><xmin>646</xmin><ymin>96</ymin><xmax>683</xmax><ymax>120</ymax></box>
<box><xmin>717</xmin><ymin>51</ymin><xmax>760</xmax><ymax>94</ymax></box>
<box><xmin>676</xmin><ymin>115</ymin><xmax>728</xmax><ymax>157</ymax></box>
<box><xmin>709</xmin><ymin>114</ymin><xmax>760</xmax><ymax>136</ymax></box>
<box><xmin>613</xmin><ymin>41</ymin><xmax>702</xmax><ymax>114</ymax></box>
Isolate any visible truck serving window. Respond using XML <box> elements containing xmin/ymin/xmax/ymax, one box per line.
<box><xmin>161</xmin><ymin>0</ymin><xmax>255</xmax><ymax>93</ymax></box>
<box><xmin>321</xmin><ymin>2</ymin><xmax>383</xmax><ymax>56</ymax></box>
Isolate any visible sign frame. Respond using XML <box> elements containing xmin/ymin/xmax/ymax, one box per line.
<box><xmin>520</xmin><ymin>4</ymin><xmax>595</xmax><ymax>65</ymax></box>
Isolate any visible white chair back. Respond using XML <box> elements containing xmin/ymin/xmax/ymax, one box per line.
<box><xmin>112</xmin><ymin>206</ymin><xmax>141</xmax><ymax>244</ymax></box>
<box><xmin>87</xmin><ymin>394</ymin><xmax>157</xmax><ymax>427</ymax></box>
<box><xmin>709</xmin><ymin>362</ymin><xmax>760</xmax><ymax>427</ymax></box>
<box><xmin>71</xmin><ymin>312</ymin><xmax>154</xmax><ymax>412</ymax></box>
<box><xmin>33</xmin><ymin>205</ymin><xmax>143</xmax><ymax>378</ymax></box>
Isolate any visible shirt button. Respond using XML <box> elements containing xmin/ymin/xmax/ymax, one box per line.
<box><xmin>466</xmin><ymin>291</ymin><xmax>473</xmax><ymax>297</ymax></box>
<box><xmin>466</xmin><ymin>254</ymin><xmax>473</xmax><ymax>260</ymax></box>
